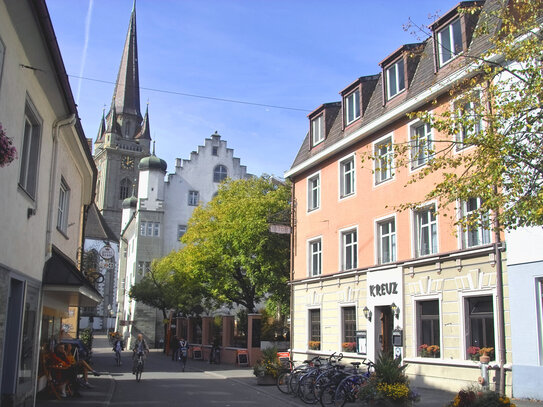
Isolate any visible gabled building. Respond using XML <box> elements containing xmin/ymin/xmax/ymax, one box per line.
<box><xmin>0</xmin><ymin>0</ymin><xmax>98</xmax><ymax>404</ymax></box>
<box><xmin>116</xmin><ymin>133</ymin><xmax>250</xmax><ymax>348</ymax></box>
<box><xmin>285</xmin><ymin>0</ymin><xmax>516</xmax><ymax>395</ymax></box>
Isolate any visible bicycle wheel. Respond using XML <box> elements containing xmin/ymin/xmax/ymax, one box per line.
<box><xmin>289</xmin><ymin>370</ymin><xmax>302</xmax><ymax>397</ymax></box>
<box><xmin>332</xmin><ymin>385</ymin><xmax>347</xmax><ymax>407</ymax></box>
<box><xmin>135</xmin><ymin>367</ymin><xmax>142</xmax><ymax>382</ymax></box>
<box><xmin>115</xmin><ymin>352</ymin><xmax>121</xmax><ymax>366</ymax></box>
<box><xmin>319</xmin><ymin>382</ymin><xmax>337</xmax><ymax>407</ymax></box>
<box><xmin>299</xmin><ymin>374</ymin><xmax>318</xmax><ymax>404</ymax></box>
<box><xmin>277</xmin><ymin>371</ymin><xmax>292</xmax><ymax>394</ymax></box>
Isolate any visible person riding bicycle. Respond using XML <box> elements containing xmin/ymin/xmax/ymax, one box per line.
<box><xmin>178</xmin><ymin>337</ymin><xmax>189</xmax><ymax>371</ymax></box>
<box><xmin>132</xmin><ymin>334</ymin><xmax>149</xmax><ymax>374</ymax></box>
<box><xmin>112</xmin><ymin>335</ymin><xmax>124</xmax><ymax>365</ymax></box>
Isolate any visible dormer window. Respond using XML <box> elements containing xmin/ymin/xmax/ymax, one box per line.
<box><xmin>311</xmin><ymin>114</ymin><xmax>324</xmax><ymax>146</ymax></box>
<box><xmin>386</xmin><ymin>58</ymin><xmax>405</xmax><ymax>100</ymax></box>
<box><xmin>344</xmin><ymin>89</ymin><xmax>360</xmax><ymax>125</ymax></box>
<box><xmin>437</xmin><ymin>18</ymin><xmax>463</xmax><ymax>66</ymax></box>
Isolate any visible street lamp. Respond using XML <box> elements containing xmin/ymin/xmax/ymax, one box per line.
<box><xmin>363</xmin><ymin>306</ymin><xmax>372</xmax><ymax>321</ymax></box>
<box><xmin>391</xmin><ymin>302</ymin><xmax>400</xmax><ymax>319</ymax></box>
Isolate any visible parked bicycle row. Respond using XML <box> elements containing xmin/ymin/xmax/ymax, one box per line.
<box><xmin>276</xmin><ymin>353</ymin><xmax>375</xmax><ymax>407</ymax></box>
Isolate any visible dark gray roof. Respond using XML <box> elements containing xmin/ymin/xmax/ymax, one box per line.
<box><xmin>289</xmin><ymin>0</ymin><xmax>500</xmax><ymax>175</ymax></box>
<box><xmin>85</xmin><ymin>203</ymin><xmax>119</xmax><ymax>242</ymax></box>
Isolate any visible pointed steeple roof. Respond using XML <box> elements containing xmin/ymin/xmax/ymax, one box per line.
<box><xmin>96</xmin><ymin>109</ymin><xmax>106</xmax><ymax>142</ymax></box>
<box><xmin>106</xmin><ymin>99</ymin><xmax>120</xmax><ymax>134</ymax></box>
<box><xmin>112</xmin><ymin>2</ymin><xmax>142</xmax><ymax>121</ymax></box>
<box><xmin>135</xmin><ymin>104</ymin><xmax>151</xmax><ymax>140</ymax></box>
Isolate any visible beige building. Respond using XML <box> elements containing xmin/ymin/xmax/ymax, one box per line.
<box><xmin>285</xmin><ymin>0</ymin><xmax>511</xmax><ymax>395</ymax></box>
<box><xmin>0</xmin><ymin>1</ymin><xmax>98</xmax><ymax>404</ymax></box>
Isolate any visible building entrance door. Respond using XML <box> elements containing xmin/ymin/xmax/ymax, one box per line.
<box><xmin>376</xmin><ymin>306</ymin><xmax>393</xmax><ymax>355</ymax></box>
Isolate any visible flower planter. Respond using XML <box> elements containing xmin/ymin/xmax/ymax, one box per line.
<box><xmin>256</xmin><ymin>374</ymin><xmax>276</xmax><ymax>386</ymax></box>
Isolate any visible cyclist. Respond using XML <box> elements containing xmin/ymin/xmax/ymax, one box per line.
<box><xmin>112</xmin><ymin>335</ymin><xmax>124</xmax><ymax>365</ymax></box>
<box><xmin>178</xmin><ymin>337</ymin><xmax>189</xmax><ymax>372</ymax></box>
<box><xmin>132</xmin><ymin>334</ymin><xmax>149</xmax><ymax>375</ymax></box>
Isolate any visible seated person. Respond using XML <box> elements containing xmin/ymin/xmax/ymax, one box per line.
<box><xmin>52</xmin><ymin>344</ymin><xmax>81</xmax><ymax>397</ymax></box>
<box><xmin>64</xmin><ymin>343</ymin><xmax>100</xmax><ymax>388</ymax></box>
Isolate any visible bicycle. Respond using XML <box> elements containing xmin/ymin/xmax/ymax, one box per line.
<box><xmin>134</xmin><ymin>352</ymin><xmax>144</xmax><ymax>382</ymax></box>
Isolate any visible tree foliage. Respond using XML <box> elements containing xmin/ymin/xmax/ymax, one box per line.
<box><xmin>129</xmin><ymin>255</ymin><xmax>207</xmax><ymax>318</ymax></box>
<box><xmin>366</xmin><ymin>1</ymin><xmax>543</xmax><ymax>231</ymax></box>
<box><xmin>177</xmin><ymin>176</ymin><xmax>291</xmax><ymax>312</ymax></box>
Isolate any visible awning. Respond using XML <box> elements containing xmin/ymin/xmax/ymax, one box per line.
<box><xmin>42</xmin><ymin>246</ymin><xmax>102</xmax><ymax>307</ymax></box>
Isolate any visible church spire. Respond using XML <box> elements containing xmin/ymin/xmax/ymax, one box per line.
<box><xmin>112</xmin><ymin>3</ymin><xmax>141</xmax><ymax>121</ymax></box>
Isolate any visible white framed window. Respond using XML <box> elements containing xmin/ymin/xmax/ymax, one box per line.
<box><xmin>308</xmin><ymin>237</ymin><xmax>322</xmax><ymax>277</ymax></box>
<box><xmin>342</xmin><ymin>306</ymin><xmax>356</xmax><ymax>350</ymax></box>
<box><xmin>414</xmin><ymin>204</ymin><xmax>438</xmax><ymax>257</ymax></box>
<box><xmin>307</xmin><ymin>172</ymin><xmax>320</xmax><ymax>212</ymax></box>
<box><xmin>416</xmin><ymin>299</ymin><xmax>441</xmax><ymax>358</ymax></box>
<box><xmin>459</xmin><ymin>197</ymin><xmax>491</xmax><ymax>248</ymax></box>
<box><xmin>377</xmin><ymin>217</ymin><xmax>396</xmax><ymax>264</ymax></box>
<box><xmin>19</xmin><ymin>102</ymin><xmax>42</xmax><ymax>199</ymax></box>
<box><xmin>340</xmin><ymin>228</ymin><xmax>357</xmax><ymax>271</ymax></box>
<box><xmin>137</xmin><ymin>261</ymin><xmax>151</xmax><ymax>276</ymax></box>
<box><xmin>454</xmin><ymin>91</ymin><xmax>482</xmax><ymax>151</ymax></box>
<box><xmin>410</xmin><ymin>122</ymin><xmax>432</xmax><ymax>169</ymax></box>
<box><xmin>311</xmin><ymin>114</ymin><xmax>324</xmax><ymax>146</ymax></box>
<box><xmin>386</xmin><ymin>58</ymin><xmax>405</xmax><ymax>100</ymax></box>
<box><xmin>437</xmin><ymin>18</ymin><xmax>463</xmax><ymax>67</ymax></box>
<box><xmin>57</xmin><ymin>178</ymin><xmax>70</xmax><ymax>233</ymax></box>
<box><xmin>345</xmin><ymin>89</ymin><xmax>361</xmax><ymax>125</ymax></box>
<box><xmin>140</xmin><ymin>221</ymin><xmax>160</xmax><ymax>237</ymax></box>
<box><xmin>177</xmin><ymin>225</ymin><xmax>187</xmax><ymax>240</ymax></box>
<box><xmin>464</xmin><ymin>295</ymin><xmax>495</xmax><ymax>360</ymax></box>
<box><xmin>188</xmin><ymin>190</ymin><xmax>199</xmax><ymax>206</ymax></box>
<box><xmin>120</xmin><ymin>177</ymin><xmax>131</xmax><ymax>200</ymax></box>
<box><xmin>213</xmin><ymin>165</ymin><xmax>228</xmax><ymax>182</ymax></box>
<box><xmin>339</xmin><ymin>155</ymin><xmax>355</xmax><ymax>198</ymax></box>
<box><xmin>374</xmin><ymin>135</ymin><xmax>394</xmax><ymax>184</ymax></box>
<box><xmin>308</xmin><ymin>308</ymin><xmax>321</xmax><ymax>350</ymax></box>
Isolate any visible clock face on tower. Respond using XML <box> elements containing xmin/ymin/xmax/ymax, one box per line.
<box><xmin>121</xmin><ymin>155</ymin><xmax>134</xmax><ymax>169</ymax></box>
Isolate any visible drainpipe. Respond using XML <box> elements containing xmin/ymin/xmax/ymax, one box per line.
<box><xmin>45</xmin><ymin>114</ymin><xmax>76</xmax><ymax>259</ymax></box>
<box><xmin>289</xmin><ymin>181</ymin><xmax>295</xmax><ymax>361</ymax></box>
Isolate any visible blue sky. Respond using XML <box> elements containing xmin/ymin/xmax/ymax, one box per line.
<box><xmin>46</xmin><ymin>0</ymin><xmax>459</xmax><ymax>178</ymax></box>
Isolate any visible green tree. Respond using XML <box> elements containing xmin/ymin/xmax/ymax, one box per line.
<box><xmin>374</xmin><ymin>1</ymin><xmax>543</xmax><ymax>231</ymax></box>
<box><xmin>179</xmin><ymin>176</ymin><xmax>291</xmax><ymax>313</ymax></box>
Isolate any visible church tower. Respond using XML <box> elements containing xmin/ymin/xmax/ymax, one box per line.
<box><xmin>93</xmin><ymin>2</ymin><xmax>151</xmax><ymax>237</ymax></box>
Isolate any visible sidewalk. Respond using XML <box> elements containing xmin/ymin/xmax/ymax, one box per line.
<box><xmin>36</xmin><ymin>334</ymin><xmax>543</xmax><ymax>407</ymax></box>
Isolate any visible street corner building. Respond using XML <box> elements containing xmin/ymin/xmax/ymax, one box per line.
<box><xmin>285</xmin><ymin>0</ymin><xmax>543</xmax><ymax>399</ymax></box>
<box><xmin>0</xmin><ymin>0</ymin><xmax>99</xmax><ymax>405</ymax></box>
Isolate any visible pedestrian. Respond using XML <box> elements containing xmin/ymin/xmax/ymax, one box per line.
<box><xmin>178</xmin><ymin>337</ymin><xmax>189</xmax><ymax>371</ymax></box>
<box><xmin>170</xmin><ymin>335</ymin><xmax>179</xmax><ymax>361</ymax></box>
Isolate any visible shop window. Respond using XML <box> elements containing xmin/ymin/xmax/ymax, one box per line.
<box><xmin>417</xmin><ymin>300</ymin><xmax>440</xmax><ymax>357</ymax></box>
<box><xmin>342</xmin><ymin>307</ymin><xmax>356</xmax><ymax>352</ymax></box>
<box><xmin>466</xmin><ymin>295</ymin><xmax>495</xmax><ymax>360</ymax></box>
<box><xmin>309</xmin><ymin>309</ymin><xmax>321</xmax><ymax>350</ymax></box>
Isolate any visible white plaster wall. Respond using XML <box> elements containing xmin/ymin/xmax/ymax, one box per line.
<box><xmin>506</xmin><ymin>227</ymin><xmax>543</xmax><ymax>266</ymax></box>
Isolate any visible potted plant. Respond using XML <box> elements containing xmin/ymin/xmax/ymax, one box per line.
<box><xmin>467</xmin><ymin>346</ymin><xmax>481</xmax><ymax>361</ymax></box>
<box><xmin>0</xmin><ymin>123</ymin><xmax>17</xmax><ymax>168</ymax></box>
<box><xmin>308</xmin><ymin>341</ymin><xmax>320</xmax><ymax>350</ymax></box>
<box><xmin>418</xmin><ymin>344</ymin><xmax>440</xmax><ymax>358</ymax></box>
<box><xmin>358</xmin><ymin>352</ymin><xmax>420</xmax><ymax>406</ymax></box>
<box><xmin>479</xmin><ymin>347</ymin><xmax>494</xmax><ymax>363</ymax></box>
<box><xmin>253</xmin><ymin>346</ymin><xmax>281</xmax><ymax>385</ymax></box>
<box><xmin>446</xmin><ymin>387</ymin><xmax>516</xmax><ymax>406</ymax></box>
<box><xmin>342</xmin><ymin>342</ymin><xmax>356</xmax><ymax>353</ymax></box>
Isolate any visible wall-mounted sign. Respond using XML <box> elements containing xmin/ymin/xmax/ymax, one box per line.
<box><xmin>369</xmin><ymin>282</ymin><xmax>399</xmax><ymax>297</ymax></box>
<box><xmin>100</xmin><ymin>245</ymin><xmax>115</xmax><ymax>260</ymax></box>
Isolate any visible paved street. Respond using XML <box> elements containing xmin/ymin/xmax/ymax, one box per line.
<box><xmin>36</xmin><ymin>335</ymin><xmax>543</xmax><ymax>407</ymax></box>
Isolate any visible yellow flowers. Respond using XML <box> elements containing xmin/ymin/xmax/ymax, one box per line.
<box><xmin>376</xmin><ymin>382</ymin><xmax>410</xmax><ymax>401</ymax></box>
